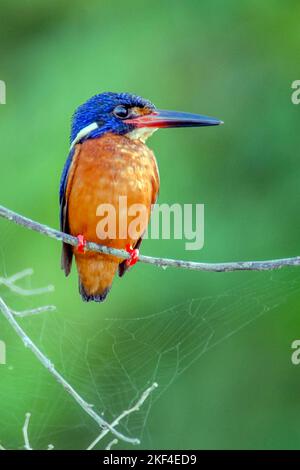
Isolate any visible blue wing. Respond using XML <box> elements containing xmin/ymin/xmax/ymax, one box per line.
<box><xmin>59</xmin><ymin>147</ymin><xmax>75</xmax><ymax>275</ymax></box>
<box><xmin>59</xmin><ymin>147</ymin><xmax>75</xmax><ymax>226</ymax></box>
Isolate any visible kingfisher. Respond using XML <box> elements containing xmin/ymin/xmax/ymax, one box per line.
<box><xmin>60</xmin><ymin>92</ymin><xmax>222</xmax><ymax>302</ymax></box>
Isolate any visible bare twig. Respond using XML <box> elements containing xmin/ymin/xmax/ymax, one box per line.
<box><xmin>87</xmin><ymin>382</ymin><xmax>158</xmax><ymax>451</ymax></box>
<box><xmin>0</xmin><ymin>268</ymin><xmax>56</xmax><ymax>317</ymax></box>
<box><xmin>0</xmin><ymin>268</ymin><xmax>54</xmax><ymax>296</ymax></box>
<box><xmin>11</xmin><ymin>305</ymin><xmax>56</xmax><ymax>318</ymax></box>
<box><xmin>0</xmin><ymin>293</ymin><xmax>139</xmax><ymax>445</ymax></box>
<box><xmin>0</xmin><ymin>270</ymin><xmax>158</xmax><ymax>449</ymax></box>
<box><xmin>22</xmin><ymin>413</ymin><xmax>53</xmax><ymax>450</ymax></box>
<box><xmin>106</xmin><ymin>439</ymin><xmax>118</xmax><ymax>450</ymax></box>
<box><xmin>5</xmin><ymin>269</ymin><xmax>35</xmax><ymax>283</ymax></box>
<box><xmin>22</xmin><ymin>413</ymin><xmax>32</xmax><ymax>450</ymax></box>
<box><xmin>0</xmin><ymin>412</ymin><xmax>55</xmax><ymax>451</ymax></box>
<box><xmin>0</xmin><ymin>268</ymin><xmax>54</xmax><ymax>295</ymax></box>
<box><xmin>0</xmin><ymin>205</ymin><xmax>300</xmax><ymax>273</ymax></box>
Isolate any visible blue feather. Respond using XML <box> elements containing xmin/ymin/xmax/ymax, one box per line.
<box><xmin>59</xmin><ymin>147</ymin><xmax>74</xmax><ymax>227</ymax></box>
<box><xmin>70</xmin><ymin>92</ymin><xmax>155</xmax><ymax>143</ymax></box>
<box><xmin>60</xmin><ymin>92</ymin><xmax>155</xmax><ymax>228</ymax></box>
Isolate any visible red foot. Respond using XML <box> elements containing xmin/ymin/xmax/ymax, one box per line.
<box><xmin>125</xmin><ymin>244</ymin><xmax>139</xmax><ymax>267</ymax></box>
<box><xmin>76</xmin><ymin>234</ymin><xmax>87</xmax><ymax>253</ymax></box>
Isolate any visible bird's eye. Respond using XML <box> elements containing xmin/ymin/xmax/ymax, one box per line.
<box><xmin>113</xmin><ymin>105</ymin><xmax>129</xmax><ymax>119</ymax></box>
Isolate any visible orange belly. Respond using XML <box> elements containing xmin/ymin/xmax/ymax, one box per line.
<box><xmin>66</xmin><ymin>133</ymin><xmax>159</xmax><ymax>301</ymax></box>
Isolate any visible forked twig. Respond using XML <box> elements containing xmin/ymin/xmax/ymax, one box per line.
<box><xmin>0</xmin><ymin>269</ymin><xmax>158</xmax><ymax>448</ymax></box>
<box><xmin>87</xmin><ymin>382</ymin><xmax>158</xmax><ymax>450</ymax></box>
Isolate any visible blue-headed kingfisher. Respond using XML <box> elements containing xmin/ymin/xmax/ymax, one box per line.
<box><xmin>60</xmin><ymin>92</ymin><xmax>222</xmax><ymax>302</ymax></box>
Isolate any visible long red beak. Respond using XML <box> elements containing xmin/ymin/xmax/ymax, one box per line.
<box><xmin>126</xmin><ymin>109</ymin><xmax>223</xmax><ymax>128</ymax></box>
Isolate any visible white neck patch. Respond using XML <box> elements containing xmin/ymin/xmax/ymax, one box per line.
<box><xmin>70</xmin><ymin>123</ymin><xmax>157</xmax><ymax>150</ymax></box>
<box><xmin>126</xmin><ymin>127</ymin><xmax>158</xmax><ymax>143</ymax></box>
<box><xmin>70</xmin><ymin>122</ymin><xmax>99</xmax><ymax>150</ymax></box>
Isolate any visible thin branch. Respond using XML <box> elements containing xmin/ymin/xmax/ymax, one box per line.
<box><xmin>106</xmin><ymin>439</ymin><xmax>118</xmax><ymax>450</ymax></box>
<box><xmin>0</xmin><ymin>412</ymin><xmax>55</xmax><ymax>451</ymax></box>
<box><xmin>21</xmin><ymin>413</ymin><xmax>53</xmax><ymax>450</ymax></box>
<box><xmin>0</xmin><ymin>267</ymin><xmax>54</xmax><ymax>296</ymax></box>
<box><xmin>11</xmin><ymin>305</ymin><xmax>56</xmax><ymax>318</ymax></box>
<box><xmin>5</xmin><ymin>269</ymin><xmax>35</xmax><ymax>283</ymax></box>
<box><xmin>0</xmin><ymin>289</ymin><xmax>139</xmax><ymax>446</ymax></box>
<box><xmin>0</xmin><ymin>270</ymin><xmax>157</xmax><ymax>448</ymax></box>
<box><xmin>0</xmin><ymin>205</ymin><xmax>300</xmax><ymax>273</ymax></box>
<box><xmin>0</xmin><ymin>268</ymin><xmax>56</xmax><ymax>316</ymax></box>
<box><xmin>87</xmin><ymin>382</ymin><xmax>158</xmax><ymax>451</ymax></box>
<box><xmin>22</xmin><ymin>413</ymin><xmax>32</xmax><ymax>450</ymax></box>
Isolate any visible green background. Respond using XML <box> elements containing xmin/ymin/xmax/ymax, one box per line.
<box><xmin>1</xmin><ymin>0</ymin><xmax>300</xmax><ymax>450</ymax></box>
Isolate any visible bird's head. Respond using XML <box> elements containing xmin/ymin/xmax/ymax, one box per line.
<box><xmin>70</xmin><ymin>92</ymin><xmax>223</xmax><ymax>149</ymax></box>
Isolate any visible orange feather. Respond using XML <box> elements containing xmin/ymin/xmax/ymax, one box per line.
<box><xmin>65</xmin><ymin>133</ymin><xmax>159</xmax><ymax>301</ymax></box>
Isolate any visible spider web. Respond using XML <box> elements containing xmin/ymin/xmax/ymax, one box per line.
<box><xmin>0</xmin><ymin>222</ymin><xmax>300</xmax><ymax>449</ymax></box>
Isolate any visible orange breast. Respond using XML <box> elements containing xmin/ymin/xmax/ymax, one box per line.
<box><xmin>66</xmin><ymin>132</ymin><xmax>159</xmax><ymax>300</ymax></box>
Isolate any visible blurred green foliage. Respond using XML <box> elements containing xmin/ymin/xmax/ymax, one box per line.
<box><xmin>1</xmin><ymin>0</ymin><xmax>300</xmax><ymax>450</ymax></box>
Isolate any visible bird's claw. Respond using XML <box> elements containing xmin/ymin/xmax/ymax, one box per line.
<box><xmin>125</xmin><ymin>244</ymin><xmax>139</xmax><ymax>267</ymax></box>
<box><xmin>76</xmin><ymin>234</ymin><xmax>87</xmax><ymax>253</ymax></box>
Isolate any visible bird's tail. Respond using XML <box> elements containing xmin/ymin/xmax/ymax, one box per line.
<box><xmin>79</xmin><ymin>280</ymin><xmax>110</xmax><ymax>303</ymax></box>
<box><xmin>75</xmin><ymin>253</ymin><xmax>118</xmax><ymax>303</ymax></box>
